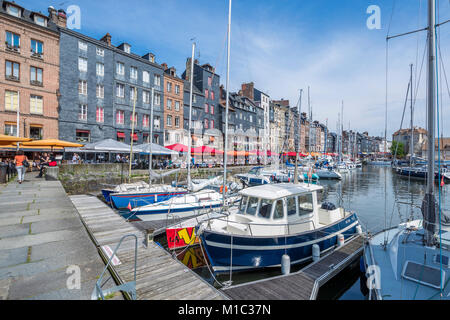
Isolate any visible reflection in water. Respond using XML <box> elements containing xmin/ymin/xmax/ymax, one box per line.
<box><xmin>155</xmin><ymin>166</ymin><xmax>450</xmax><ymax>299</ymax></box>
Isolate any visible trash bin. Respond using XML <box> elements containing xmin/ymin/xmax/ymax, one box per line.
<box><xmin>0</xmin><ymin>163</ymin><xmax>7</xmax><ymax>184</ymax></box>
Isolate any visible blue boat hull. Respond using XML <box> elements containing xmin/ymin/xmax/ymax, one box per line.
<box><xmin>199</xmin><ymin>213</ymin><xmax>359</xmax><ymax>273</ymax></box>
<box><xmin>101</xmin><ymin>189</ymin><xmax>114</xmax><ymax>204</ymax></box>
<box><xmin>396</xmin><ymin>168</ymin><xmax>450</xmax><ymax>182</ymax></box>
<box><xmin>110</xmin><ymin>191</ymin><xmax>188</xmax><ymax>209</ymax></box>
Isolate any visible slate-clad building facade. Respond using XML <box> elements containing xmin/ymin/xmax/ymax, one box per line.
<box><xmin>58</xmin><ymin>29</ymin><xmax>164</xmax><ymax>144</ymax></box>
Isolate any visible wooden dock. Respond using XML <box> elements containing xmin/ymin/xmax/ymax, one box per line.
<box><xmin>69</xmin><ymin>195</ymin><xmax>227</xmax><ymax>300</ymax></box>
<box><xmin>222</xmin><ymin>234</ymin><xmax>364</xmax><ymax>300</ymax></box>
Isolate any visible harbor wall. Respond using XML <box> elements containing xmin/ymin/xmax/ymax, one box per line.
<box><xmin>58</xmin><ymin>163</ymin><xmax>252</xmax><ymax>195</ymax></box>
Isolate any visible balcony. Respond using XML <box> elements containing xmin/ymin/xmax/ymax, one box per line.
<box><xmin>5</xmin><ymin>43</ymin><xmax>20</xmax><ymax>53</ymax></box>
<box><xmin>31</xmin><ymin>52</ymin><xmax>43</xmax><ymax>60</ymax></box>
<box><xmin>5</xmin><ymin>75</ymin><xmax>19</xmax><ymax>82</ymax></box>
<box><xmin>30</xmin><ymin>80</ymin><xmax>43</xmax><ymax>87</ymax></box>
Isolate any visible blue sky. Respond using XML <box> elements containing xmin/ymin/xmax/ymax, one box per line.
<box><xmin>22</xmin><ymin>0</ymin><xmax>450</xmax><ymax>138</ymax></box>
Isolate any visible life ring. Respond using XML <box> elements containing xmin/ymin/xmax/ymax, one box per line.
<box><xmin>220</xmin><ymin>185</ymin><xmax>228</xmax><ymax>193</ymax></box>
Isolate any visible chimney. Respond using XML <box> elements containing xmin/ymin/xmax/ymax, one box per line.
<box><xmin>161</xmin><ymin>63</ymin><xmax>168</xmax><ymax>70</ymax></box>
<box><xmin>100</xmin><ymin>33</ymin><xmax>112</xmax><ymax>46</ymax></box>
<box><xmin>241</xmin><ymin>82</ymin><xmax>254</xmax><ymax>100</ymax></box>
<box><xmin>48</xmin><ymin>7</ymin><xmax>67</xmax><ymax>28</ymax></box>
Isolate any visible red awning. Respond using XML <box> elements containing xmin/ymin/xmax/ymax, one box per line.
<box><xmin>165</xmin><ymin>143</ymin><xmax>189</xmax><ymax>152</ymax></box>
<box><xmin>131</xmin><ymin>133</ymin><xmax>138</xmax><ymax>141</ymax></box>
<box><xmin>117</xmin><ymin>132</ymin><xmax>125</xmax><ymax>138</ymax></box>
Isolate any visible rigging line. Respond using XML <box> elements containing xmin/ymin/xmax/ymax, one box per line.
<box><xmin>392</xmin><ymin>80</ymin><xmax>411</xmax><ymax>161</ymax></box>
<box><xmin>386</xmin><ymin>27</ymin><xmax>428</xmax><ymax>41</ymax></box>
<box><xmin>415</xmin><ymin>0</ymin><xmax>422</xmax><ymax>92</ymax></box>
<box><xmin>386</xmin><ymin>0</ymin><xmax>397</xmax><ymax>38</ymax></box>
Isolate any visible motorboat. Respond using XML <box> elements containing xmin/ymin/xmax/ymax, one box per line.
<box><xmin>197</xmin><ymin>183</ymin><xmax>361</xmax><ymax>273</ymax></box>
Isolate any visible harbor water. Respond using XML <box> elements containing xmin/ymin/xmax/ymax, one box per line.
<box><xmin>137</xmin><ymin>165</ymin><xmax>450</xmax><ymax>299</ymax></box>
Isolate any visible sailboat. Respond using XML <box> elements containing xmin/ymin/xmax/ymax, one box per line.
<box><xmin>363</xmin><ymin>0</ymin><xmax>450</xmax><ymax>299</ymax></box>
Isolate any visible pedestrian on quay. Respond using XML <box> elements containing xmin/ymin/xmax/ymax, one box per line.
<box><xmin>14</xmin><ymin>150</ymin><xmax>29</xmax><ymax>184</ymax></box>
<box><xmin>36</xmin><ymin>153</ymin><xmax>49</xmax><ymax>178</ymax></box>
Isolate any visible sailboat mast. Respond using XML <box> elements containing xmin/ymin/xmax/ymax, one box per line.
<box><xmin>294</xmin><ymin>89</ymin><xmax>302</xmax><ymax>184</ymax></box>
<box><xmin>410</xmin><ymin>63</ymin><xmax>414</xmax><ymax>165</ymax></box>
<box><xmin>187</xmin><ymin>42</ymin><xmax>195</xmax><ymax>189</ymax></box>
<box><xmin>424</xmin><ymin>0</ymin><xmax>436</xmax><ymax>245</ymax></box>
<box><xmin>149</xmin><ymin>87</ymin><xmax>154</xmax><ymax>184</ymax></box>
<box><xmin>222</xmin><ymin>0</ymin><xmax>232</xmax><ymax>205</ymax></box>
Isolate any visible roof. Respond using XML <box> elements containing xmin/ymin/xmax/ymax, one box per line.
<box><xmin>183</xmin><ymin>81</ymin><xmax>203</xmax><ymax>95</ymax></box>
<box><xmin>393</xmin><ymin>127</ymin><xmax>427</xmax><ymax>136</ymax></box>
<box><xmin>0</xmin><ymin>0</ymin><xmax>59</xmax><ymax>33</ymax></box>
<box><xmin>239</xmin><ymin>183</ymin><xmax>323</xmax><ymax>200</ymax></box>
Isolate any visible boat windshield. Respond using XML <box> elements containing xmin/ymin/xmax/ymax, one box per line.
<box><xmin>248</xmin><ymin>167</ymin><xmax>260</xmax><ymax>175</ymax></box>
<box><xmin>286</xmin><ymin>197</ymin><xmax>297</xmax><ymax>216</ymax></box>
<box><xmin>298</xmin><ymin>193</ymin><xmax>314</xmax><ymax>216</ymax></box>
<box><xmin>246</xmin><ymin>197</ymin><xmax>259</xmax><ymax>216</ymax></box>
<box><xmin>238</xmin><ymin>196</ymin><xmax>248</xmax><ymax>214</ymax></box>
<box><xmin>273</xmin><ymin>200</ymin><xmax>285</xmax><ymax>220</ymax></box>
<box><xmin>258</xmin><ymin>199</ymin><xmax>273</xmax><ymax>219</ymax></box>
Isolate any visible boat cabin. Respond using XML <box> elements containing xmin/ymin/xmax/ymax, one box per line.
<box><xmin>222</xmin><ymin>183</ymin><xmax>346</xmax><ymax>236</ymax></box>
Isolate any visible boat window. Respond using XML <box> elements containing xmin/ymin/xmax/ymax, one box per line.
<box><xmin>286</xmin><ymin>197</ymin><xmax>297</xmax><ymax>216</ymax></box>
<box><xmin>273</xmin><ymin>200</ymin><xmax>285</xmax><ymax>220</ymax></box>
<box><xmin>246</xmin><ymin>197</ymin><xmax>259</xmax><ymax>216</ymax></box>
<box><xmin>238</xmin><ymin>196</ymin><xmax>248</xmax><ymax>214</ymax></box>
<box><xmin>298</xmin><ymin>193</ymin><xmax>314</xmax><ymax>216</ymax></box>
<box><xmin>258</xmin><ymin>199</ymin><xmax>273</xmax><ymax>219</ymax></box>
<box><xmin>248</xmin><ymin>167</ymin><xmax>259</xmax><ymax>175</ymax></box>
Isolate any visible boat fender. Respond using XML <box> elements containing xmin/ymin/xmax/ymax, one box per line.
<box><xmin>312</xmin><ymin>244</ymin><xmax>320</xmax><ymax>262</ymax></box>
<box><xmin>356</xmin><ymin>225</ymin><xmax>363</xmax><ymax>235</ymax></box>
<box><xmin>337</xmin><ymin>234</ymin><xmax>345</xmax><ymax>247</ymax></box>
<box><xmin>321</xmin><ymin>202</ymin><xmax>337</xmax><ymax>211</ymax></box>
<box><xmin>219</xmin><ymin>185</ymin><xmax>228</xmax><ymax>193</ymax></box>
<box><xmin>281</xmin><ymin>254</ymin><xmax>291</xmax><ymax>275</ymax></box>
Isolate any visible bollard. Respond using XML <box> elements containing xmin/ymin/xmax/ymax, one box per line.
<box><xmin>312</xmin><ymin>244</ymin><xmax>320</xmax><ymax>262</ymax></box>
<box><xmin>337</xmin><ymin>234</ymin><xmax>345</xmax><ymax>247</ymax></box>
<box><xmin>281</xmin><ymin>254</ymin><xmax>291</xmax><ymax>275</ymax></box>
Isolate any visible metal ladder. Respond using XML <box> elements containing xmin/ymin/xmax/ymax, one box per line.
<box><xmin>91</xmin><ymin>234</ymin><xmax>138</xmax><ymax>300</ymax></box>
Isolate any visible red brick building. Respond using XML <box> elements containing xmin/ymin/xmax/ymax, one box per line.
<box><xmin>162</xmin><ymin>63</ymin><xmax>184</xmax><ymax>145</ymax></box>
<box><xmin>0</xmin><ymin>1</ymin><xmax>62</xmax><ymax>139</ymax></box>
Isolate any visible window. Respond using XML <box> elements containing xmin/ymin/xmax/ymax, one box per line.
<box><xmin>204</xmin><ymin>119</ymin><xmax>209</xmax><ymax>129</ymax></box>
<box><xmin>96</xmin><ymin>47</ymin><xmax>104</xmax><ymax>57</ymax></box>
<box><xmin>210</xmin><ymin>119</ymin><xmax>214</xmax><ymax>128</ymax></box>
<box><xmin>116</xmin><ymin>83</ymin><xmax>125</xmax><ymax>98</ymax></box>
<box><xmin>154</xmin><ymin>93</ymin><xmax>161</xmax><ymax>105</ymax></box>
<box><xmin>143</xmin><ymin>71</ymin><xmax>150</xmax><ymax>83</ymax></box>
<box><xmin>205</xmin><ymin>89</ymin><xmax>209</xmax><ymax>99</ymax></box>
<box><xmin>208</xmin><ymin>76</ymin><xmax>212</xmax><ymax>87</ymax></box>
<box><xmin>5</xmin><ymin>61</ymin><xmax>20</xmax><ymax>80</ymax></box>
<box><xmin>239</xmin><ymin>197</ymin><xmax>248</xmax><ymax>213</ymax></box>
<box><xmin>246</xmin><ymin>197</ymin><xmax>259</xmax><ymax>216</ymax></box>
<box><xmin>175</xmin><ymin>101</ymin><xmax>180</xmax><ymax>111</ymax></box>
<box><xmin>298</xmin><ymin>193</ymin><xmax>314</xmax><ymax>216</ymax></box>
<box><xmin>143</xmin><ymin>90</ymin><xmax>150</xmax><ymax>104</ymax></box>
<box><xmin>116</xmin><ymin>110</ymin><xmax>124</xmax><ymax>124</ymax></box>
<box><xmin>96</xmin><ymin>85</ymin><xmax>104</xmax><ymax>99</ymax></box>
<box><xmin>167</xmin><ymin>82</ymin><xmax>172</xmax><ymax>92</ymax></box>
<box><xmin>96</xmin><ymin>63</ymin><xmax>104</xmax><ymax>76</ymax></box>
<box><xmin>175</xmin><ymin>116</ymin><xmax>180</xmax><ymax>128</ymax></box>
<box><xmin>116</xmin><ymin>62</ymin><xmax>124</xmax><ymax>75</ymax></box>
<box><xmin>154</xmin><ymin>116</ymin><xmax>161</xmax><ymax>129</ymax></box>
<box><xmin>96</xmin><ymin>107</ymin><xmax>104</xmax><ymax>123</ymax></box>
<box><xmin>143</xmin><ymin>114</ymin><xmax>150</xmax><ymax>128</ymax></box>
<box><xmin>154</xmin><ymin>134</ymin><xmax>160</xmax><ymax>144</ymax></box>
<box><xmin>78</xmin><ymin>41</ymin><xmax>88</xmax><ymax>51</ymax></box>
<box><xmin>210</xmin><ymin>91</ymin><xmax>215</xmax><ymax>100</ymax></box>
<box><xmin>78</xmin><ymin>80</ymin><xmax>87</xmax><ymax>95</ymax></box>
<box><xmin>29</xmin><ymin>126</ymin><xmax>42</xmax><ymax>140</ymax></box>
<box><xmin>76</xmin><ymin>130</ymin><xmax>90</xmax><ymax>143</ymax></box>
<box><xmin>175</xmin><ymin>85</ymin><xmax>180</xmax><ymax>94</ymax></box>
<box><xmin>130</xmin><ymin>113</ymin><xmax>137</xmax><ymax>124</ymax></box>
<box><xmin>193</xmin><ymin>95</ymin><xmax>197</xmax><ymax>103</ymax></box>
<box><xmin>273</xmin><ymin>200</ymin><xmax>285</xmax><ymax>220</ymax></box>
<box><xmin>117</xmin><ymin>131</ymin><xmax>125</xmax><ymax>142</ymax></box>
<box><xmin>78</xmin><ymin>105</ymin><xmax>87</xmax><ymax>121</ymax></box>
<box><xmin>175</xmin><ymin>133</ymin><xmax>180</xmax><ymax>143</ymax></box>
<box><xmin>205</xmin><ymin>103</ymin><xmax>209</xmax><ymax>113</ymax></box>
<box><xmin>167</xmin><ymin>99</ymin><xmax>172</xmax><ymax>110</ymax></box>
<box><xmin>5</xmin><ymin>31</ymin><xmax>20</xmax><ymax>50</ymax></box>
<box><xmin>31</xmin><ymin>39</ymin><xmax>43</xmax><ymax>55</ymax></box>
<box><xmin>167</xmin><ymin>115</ymin><xmax>172</xmax><ymax>126</ymax></box>
<box><xmin>210</xmin><ymin>105</ymin><xmax>214</xmax><ymax>115</ymax></box>
<box><xmin>130</xmin><ymin>66</ymin><xmax>138</xmax><ymax>80</ymax></box>
<box><xmin>130</xmin><ymin>86</ymin><xmax>136</xmax><ymax>101</ymax></box>
<box><xmin>123</xmin><ymin>44</ymin><xmax>130</xmax><ymax>54</ymax></box>
<box><xmin>78</xmin><ymin>57</ymin><xmax>87</xmax><ymax>72</ymax></box>
<box><xmin>30</xmin><ymin>66</ymin><xmax>43</xmax><ymax>85</ymax></box>
<box><xmin>4</xmin><ymin>123</ymin><xmax>17</xmax><ymax>136</ymax></box>
<box><xmin>5</xmin><ymin>90</ymin><xmax>19</xmax><ymax>111</ymax></box>
<box><xmin>154</xmin><ymin>74</ymin><xmax>161</xmax><ymax>86</ymax></box>
<box><xmin>287</xmin><ymin>197</ymin><xmax>297</xmax><ymax>216</ymax></box>
<box><xmin>6</xmin><ymin>4</ymin><xmax>20</xmax><ymax>17</ymax></box>
<box><xmin>30</xmin><ymin>95</ymin><xmax>43</xmax><ymax>114</ymax></box>
<box><xmin>143</xmin><ymin>133</ymin><xmax>149</xmax><ymax>143</ymax></box>
<box><xmin>258</xmin><ymin>199</ymin><xmax>273</xmax><ymax>219</ymax></box>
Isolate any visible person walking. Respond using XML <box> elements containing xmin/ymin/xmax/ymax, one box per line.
<box><xmin>14</xmin><ymin>150</ymin><xmax>28</xmax><ymax>184</ymax></box>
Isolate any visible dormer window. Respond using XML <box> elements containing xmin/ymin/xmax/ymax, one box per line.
<box><xmin>6</xmin><ymin>4</ymin><xmax>21</xmax><ymax>17</ymax></box>
<box><xmin>124</xmin><ymin>44</ymin><xmax>130</xmax><ymax>54</ymax></box>
<box><xmin>34</xmin><ymin>15</ymin><xmax>47</xmax><ymax>27</ymax></box>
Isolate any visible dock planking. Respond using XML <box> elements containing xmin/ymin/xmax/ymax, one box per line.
<box><xmin>222</xmin><ymin>234</ymin><xmax>364</xmax><ymax>300</ymax></box>
<box><xmin>69</xmin><ymin>195</ymin><xmax>227</xmax><ymax>300</ymax></box>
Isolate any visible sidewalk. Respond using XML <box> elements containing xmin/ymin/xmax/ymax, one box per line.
<box><xmin>0</xmin><ymin>174</ymin><xmax>121</xmax><ymax>300</ymax></box>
